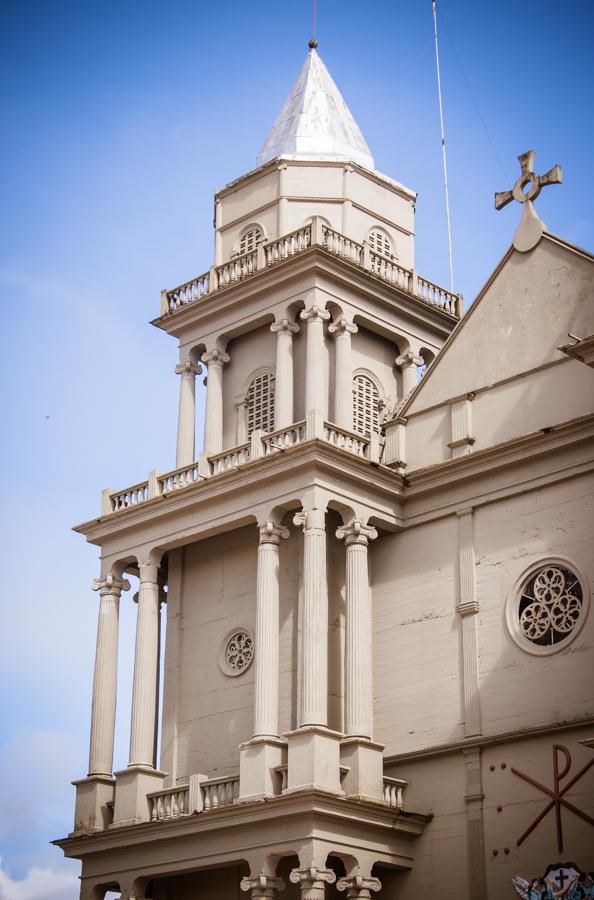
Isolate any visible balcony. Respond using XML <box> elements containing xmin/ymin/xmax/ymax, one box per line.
<box><xmin>101</xmin><ymin>414</ymin><xmax>381</xmax><ymax>518</ymax></box>
<box><xmin>159</xmin><ymin>219</ymin><xmax>463</xmax><ymax>319</ymax></box>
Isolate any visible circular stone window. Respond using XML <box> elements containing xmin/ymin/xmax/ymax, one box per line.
<box><xmin>506</xmin><ymin>559</ymin><xmax>589</xmax><ymax>656</ymax></box>
<box><xmin>219</xmin><ymin>628</ymin><xmax>254</xmax><ymax>677</ymax></box>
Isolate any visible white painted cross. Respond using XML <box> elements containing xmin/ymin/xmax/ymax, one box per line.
<box><xmin>494</xmin><ymin>150</ymin><xmax>563</xmax><ymax>252</ymax></box>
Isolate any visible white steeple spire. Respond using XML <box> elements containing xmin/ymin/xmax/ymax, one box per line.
<box><xmin>257</xmin><ymin>42</ymin><xmax>375</xmax><ymax>171</ymax></box>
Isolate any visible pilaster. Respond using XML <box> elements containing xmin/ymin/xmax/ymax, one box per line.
<box><xmin>328</xmin><ymin>318</ymin><xmax>357</xmax><ymax>430</ymax></box>
<box><xmin>300</xmin><ymin>305</ymin><xmax>330</xmax><ymax>417</ymax></box>
<box><xmin>456</xmin><ymin>509</ymin><xmax>482</xmax><ymax>738</ymax></box>
<box><xmin>271</xmin><ymin>318</ymin><xmax>299</xmax><ymax>429</ymax></box>
<box><xmin>174</xmin><ymin>360</ymin><xmax>201</xmax><ymax>468</ymax></box>
<box><xmin>448</xmin><ymin>394</ymin><xmax>475</xmax><ymax>457</ymax></box>
<box><xmin>201</xmin><ymin>348</ymin><xmax>230</xmax><ymax>455</ymax></box>
<box><xmin>463</xmin><ymin>747</ymin><xmax>488</xmax><ymax>900</ymax></box>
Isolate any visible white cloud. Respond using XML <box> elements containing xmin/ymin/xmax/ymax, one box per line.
<box><xmin>0</xmin><ymin>859</ymin><xmax>79</xmax><ymax>900</ymax></box>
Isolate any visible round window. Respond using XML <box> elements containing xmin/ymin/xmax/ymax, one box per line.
<box><xmin>219</xmin><ymin>628</ymin><xmax>254</xmax><ymax>677</ymax></box>
<box><xmin>506</xmin><ymin>560</ymin><xmax>589</xmax><ymax>656</ymax></box>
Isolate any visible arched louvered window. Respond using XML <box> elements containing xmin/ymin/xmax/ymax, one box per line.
<box><xmin>247</xmin><ymin>370</ymin><xmax>275</xmax><ymax>435</ymax></box>
<box><xmin>239</xmin><ymin>227</ymin><xmax>262</xmax><ymax>256</ymax></box>
<box><xmin>368</xmin><ymin>229</ymin><xmax>392</xmax><ymax>258</ymax></box>
<box><xmin>352</xmin><ymin>374</ymin><xmax>380</xmax><ymax>437</ymax></box>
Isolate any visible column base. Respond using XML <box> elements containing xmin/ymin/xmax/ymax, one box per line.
<box><xmin>72</xmin><ymin>774</ymin><xmax>115</xmax><ymax>833</ymax></box>
<box><xmin>239</xmin><ymin>736</ymin><xmax>287</xmax><ymax>800</ymax></box>
<box><xmin>284</xmin><ymin>726</ymin><xmax>344</xmax><ymax>794</ymax></box>
<box><xmin>340</xmin><ymin>737</ymin><xmax>385</xmax><ymax>802</ymax></box>
<box><xmin>112</xmin><ymin>766</ymin><xmax>167</xmax><ymax>826</ymax></box>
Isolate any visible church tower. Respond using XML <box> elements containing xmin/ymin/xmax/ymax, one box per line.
<box><xmin>58</xmin><ymin>43</ymin><xmax>465</xmax><ymax>898</ymax></box>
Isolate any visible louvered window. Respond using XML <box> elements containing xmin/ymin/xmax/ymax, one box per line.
<box><xmin>368</xmin><ymin>229</ymin><xmax>392</xmax><ymax>258</ymax></box>
<box><xmin>239</xmin><ymin>227</ymin><xmax>262</xmax><ymax>255</ymax></box>
<box><xmin>247</xmin><ymin>371</ymin><xmax>275</xmax><ymax>435</ymax></box>
<box><xmin>352</xmin><ymin>374</ymin><xmax>380</xmax><ymax>437</ymax></box>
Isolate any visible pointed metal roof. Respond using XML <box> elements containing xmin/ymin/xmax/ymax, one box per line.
<box><xmin>257</xmin><ymin>45</ymin><xmax>374</xmax><ymax>171</ymax></box>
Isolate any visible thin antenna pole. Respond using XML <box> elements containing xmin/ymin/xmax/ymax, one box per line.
<box><xmin>432</xmin><ymin>0</ymin><xmax>454</xmax><ymax>292</ymax></box>
<box><xmin>312</xmin><ymin>0</ymin><xmax>317</xmax><ymax>40</ymax></box>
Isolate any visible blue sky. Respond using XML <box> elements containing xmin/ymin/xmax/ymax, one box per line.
<box><xmin>0</xmin><ymin>1</ymin><xmax>592</xmax><ymax>896</ymax></box>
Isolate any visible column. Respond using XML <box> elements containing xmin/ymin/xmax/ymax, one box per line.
<box><xmin>202</xmin><ymin>348</ymin><xmax>230</xmax><ymax>455</ymax></box>
<box><xmin>175</xmin><ymin>360</ymin><xmax>201</xmax><ymax>468</ymax></box>
<box><xmin>241</xmin><ymin>875</ymin><xmax>285</xmax><ymax>899</ymax></box>
<box><xmin>253</xmin><ymin>522</ymin><xmax>289</xmax><ymax>738</ymax></box>
<box><xmin>129</xmin><ymin>563</ymin><xmax>161</xmax><ymax>768</ymax></box>
<box><xmin>335</xmin><ymin>520</ymin><xmax>378</xmax><ymax>738</ymax></box>
<box><xmin>270</xmin><ymin>318</ymin><xmax>299</xmax><ymax>429</ymax></box>
<box><xmin>300</xmin><ymin>305</ymin><xmax>330</xmax><ymax>417</ymax></box>
<box><xmin>235</xmin><ymin>394</ymin><xmax>249</xmax><ymax>444</ymax></box>
<box><xmin>294</xmin><ymin>507</ymin><xmax>328</xmax><ymax>727</ymax></box>
<box><xmin>88</xmin><ymin>575</ymin><xmax>130</xmax><ymax>776</ymax></box>
<box><xmin>396</xmin><ymin>350</ymin><xmax>423</xmax><ymax>396</ymax></box>
<box><xmin>337</xmin><ymin>875</ymin><xmax>382</xmax><ymax>898</ymax></box>
<box><xmin>328</xmin><ymin>318</ymin><xmax>357</xmax><ymax>430</ymax></box>
<box><xmin>290</xmin><ymin>867</ymin><xmax>336</xmax><ymax>900</ymax></box>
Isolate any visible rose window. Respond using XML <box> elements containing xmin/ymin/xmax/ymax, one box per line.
<box><xmin>517</xmin><ymin>565</ymin><xmax>584</xmax><ymax>648</ymax></box>
<box><xmin>220</xmin><ymin>629</ymin><xmax>254</xmax><ymax>676</ymax></box>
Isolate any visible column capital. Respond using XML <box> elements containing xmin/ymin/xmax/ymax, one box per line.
<box><xmin>258</xmin><ymin>521</ymin><xmax>290</xmax><ymax>545</ymax></box>
<box><xmin>202</xmin><ymin>348</ymin><xmax>230</xmax><ymax>366</ymax></box>
<box><xmin>92</xmin><ymin>574</ymin><xmax>130</xmax><ymax>597</ymax></box>
<box><xmin>396</xmin><ymin>351</ymin><xmax>423</xmax><ymax>368</ymax></box>
<box><xmin>293</xmin><ymin>508</ymin><xmax>325</xmax><ymax>531</ymax></box>
<box><xmin>328</xmin><ymin>317</ymin><xmax>357</xmax><ymax>336</ymax></box>
<box><xmin>289</xmin><ymin>867</ymin><xmax>336</xmax><ymax>889</ymax></box>
<box><xmin>174</xmin><ymin>360</ymin><xmax>202</xmax><ymax>377</ymax></box>
<box><xmin>300</xmin><ymin>305</ymin><xmax>330</xmax><ymax>323</ymax></box>
<box><xmin>336</xmin><ymin>519</ymin><xmax>378</xmax><ymax>547</ymax></box>
<box><xmin>241</xmin><ymin>875</ymin><xmax>285</xmax><ymax>897</ymax></box>
<box><xmin>336</xmin><ymin>875</ymin><xmax>381</xmax><ymax>898</ymax></box>
<box><xmin>235</xmin><ymin>393</ymin><xmax>248</xmax><ymax>409</ymax></box>
<box><xmin>271</xmin><ymin>318</ymin><xmax>300</xmax><ymax>335</ymax></box>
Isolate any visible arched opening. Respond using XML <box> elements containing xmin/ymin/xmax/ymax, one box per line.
<box><xmin>237</xmin><ymin>224</ymin><xmax>264</xmax><ymax>256</ymax></box>
<box><xmin>352</xmin><ymin>372</ymin><xmax>381</xmax><ymax>438</ymax></box>
<box><xmin>246</xmin><ymin>368</ymin><xmax>275</xmax><ymax>435</ymax></box>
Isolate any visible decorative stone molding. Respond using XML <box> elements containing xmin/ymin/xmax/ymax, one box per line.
<box><xmin>328</xmin><ymin>317</ymin><xmax>357</xmax><ymax>337</ymax></box>
<box><xmin>336</xmin><ymin>518</ymin><xmax>378</xmax><ymax>547</ymax></box>
<box><xmin>300</xmin><ymin>305</ymin><xmax>331</xmax><ymax>324</ymax></box>
<box><xmin>241</xmin><ymin>875</ymin><xmax>285</xmax><ymax>898</ymax></box>
<box><xmin>259</xmin><ymin>521</ymin><xmax>290</xmax><ymax>545</ymax></box>
<box><xmin>289</xmin><ymin>866</ymin><xmax>336</xmax><ymax>895</ymax></box>
<box><xmin>395</xmin><ymin>350</ymin><xmax>423</xmax><ymax>368</ymax></box>
<box><xmin>201</xmin><ymin>348</ymin><xmax>230</xmax><ymax>367</ymax></box>
<box><xmin>270</xmin><ymin>318</ymin><xmax>300</xmax><ymax>335</ymax></box>
<box><xmin>336</xmin><ymin>874</ymin><xmax>382</xmax><ymax>898</ymax></box>
<box><xmin>396</xmin><ymin>351</ymin><xmax>424</xmax><ymax>398</ymax></box>
<box><xmin>174</xmin><ymin>360</ymin><xmax>202</xmax><ymax>377</ymax></box>
<box><xmin>91</xmin><ymin>574</ymin><xmax>130</xmax><ymax>596</ymax></box>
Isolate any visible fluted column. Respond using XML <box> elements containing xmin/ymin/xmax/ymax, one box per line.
<box><xmin>235</xmin><ymin>394</ymin><xmax>249</xmax><ymax>444</ymax></box>
<box><xmin>254</xmin><ymin>522</ymin><xmax>289</xmax><ymax>738</ymax></box>
<box><xmin>293</xmin><ymin>507</ymin><xmax>328</xmax><ymax>727</ymax></box>
<box><xmin>241</xmin><ymin>875</ymin><xmax>286</xmax><ymax>899</ymax></box>
<box><xmin>337</xmin><ymin>875</ymin><xmax>382</xmax><ymax>899</ymax></box>
<box><xmin>88</xmin><ymin>574</ymin><xmax>130</xmax><ymax>776</ymax></box>
<box><xmin>300</xmin><ymin>306</ymin><xmax>330</xmax><ymax>417</ymax></box>
<box><xmin>328</xmin><ymin>317</ymin><xmax>357</xmax><ymax>430</ymax></box>
<box><xmin>175</xmin><ymin>360</ymin><xmax>201</xmax><ymax>468</ymax></box>
<box><xmin>336</xmin><ymin>520</ymin><xmax>378</xmax><ymax>738</ymax></box>
<box><xmin>396</xmin><ymin>350</ymin><xmax>423</xmax><ymax>397</ymax></box>
<box><xmin>290</xmin><ymin>867</ymin><xmax>336</xmax><ymax>900</ymax></box>
<box><xmin>129</xmin><ymin>563</ymin><xmax>161</xmax><ymax>768</ymax></box>
<box><xmin>270</xmin><ymin>318</ymin><xmax>299</xmax><ymax>429</ymax></box>
<box><xmin>202</xmin><ymin>348</ymin><xmax>230</xmax><ymax>455</ymax></box>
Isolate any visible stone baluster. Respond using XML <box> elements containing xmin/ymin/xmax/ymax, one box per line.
<box><xmin>328</xmin><ymin>317</ymin><xmax>357</xmax><ymax>430</ymax></box>
<box><xmin>175</xmin><ymin>360</ymin><xmax>201</xmax><ymax>468</ymax></box>
<box><xmin>235</xmin><ymin>394</ymin><xmax>249</xmax><ymax>444</ymax></box>
<box><xmin>202</xmin><ymin>349</ymin><xmax>230</xmax><ymax>456</ymax></box>
<box><xmin>300</xmin><ymin>305</ymin><xmax>330</xmax><ymax>417</ymax></box>
<box><xmin>337</xmin><ymin>875</ymin><xmax>382</xmax><ymax>898</ymax></box>
<box><xmin>129</xmin><ymin>562</ymin><xmax>161</xmax><ymax>768</ymax></box>
<box><xmin>336</xmin><ymin>520</ymin><xmax>378</xmax><ymax>738</ymax></box>
<box><xmin>289</xmin><ymin>867</ymin><xmax>336</xmax><ymax>900</ymax></box>
<box><xmin>270</xmin><ymin>318</ymin><xmax>299</xmax><ymax>429</ymax></box>
<box><xmin>241</xmin><ymin>874</ymin><xmax>286</xmax><ymax>898</ymax></box>
<box><xmin>88</xmin><ymin>575</ymin><xmax>130</xmax><ymax>776</ymax></box>
<box><xmin>396</xmin><ymin>350</ymin><xmax>423</xmax><ymax>397</ymax></box>
<box><xmin>254</xmin><ymin>522</ymin><xmax>289</xmax><ymax>738</ymax></box>
<box><xmin>293</xmin><ymin>508</ymin><xmax>328</xmax><ymax>727</ymax></box>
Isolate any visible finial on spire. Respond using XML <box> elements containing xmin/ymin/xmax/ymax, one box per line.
<box><xmin>495</xmin><ymin>150</ymin><xmax>562</xmax><ymax>252</ymax></box>
<box><xmin>308</xmin><ymin>37</ymin><xmax>318</xmax><ymax>49</ymax></box>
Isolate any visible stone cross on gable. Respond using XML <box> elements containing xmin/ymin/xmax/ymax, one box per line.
<box><xmin>494</xmin><ymin>149</ymin><xmax>563</xmax><ymax>253</ymax></box>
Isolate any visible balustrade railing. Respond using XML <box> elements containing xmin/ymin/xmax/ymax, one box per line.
<box><xmin>323</xmin><ymin>422</ymin><xmax>369</xmax><ymax>457</ymax></box>
<box><xmin>160</xmin><ymin>462</ymin><xmax>204</xmax><ymax>493</ymax></box>
<box><xmin>322</xmin><ymin>226</ymin><xmax>363</xmax><ymax>264</ymax></box>
<box><xmin>106</xmin><ymin>481</ymin><xmax>149</xmax><ymax>513</ymax></box>
<box><xmin>216</xmin><ymin>250</ymin><xmax>257</xmax><ymax>288</ymax></box>
<box><xmin>383</xmin><ymin>776</ymin><xmax>407</xmax><ymax>809</ymax></box>
<box><xmin>264</xmin><ymin>224</ymin><xmax>311</xmax><ymax>265</ymax></box>
<box><xmin>148</xmin><ymin>785</ymin><xmax>190</xmax><ymax>821</ymax></box>
<box><xmin>262</xmin><ymin>421</ymin><xmax>307</xmax><ymax>454</ymax></box>
<box><xmin>201</xmin><ymin>775</ymin><xmax>239</xmax><ymax>810</ymax></box>
<box><xmin>161</xmin><ymin>219</ymin><xmax>462</xmax><ymax>317</ymax></box>
<box><xmin>210</xmin><ymin>443</ymin><xmax>251</xmax><ymax>475</ymax></box>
